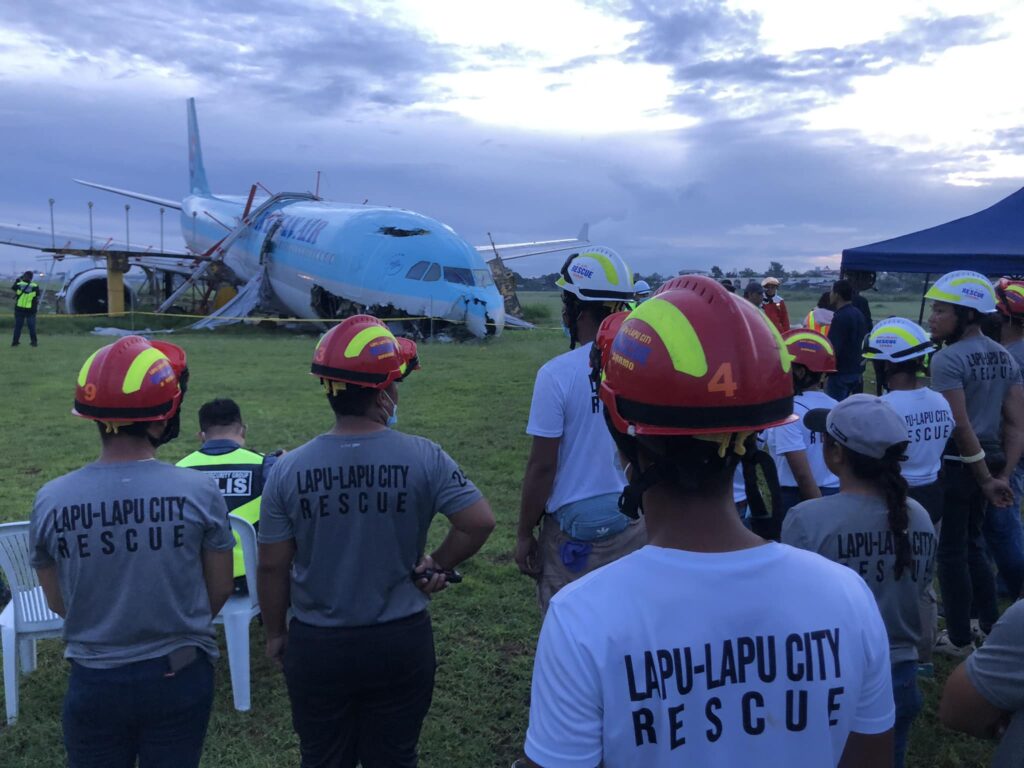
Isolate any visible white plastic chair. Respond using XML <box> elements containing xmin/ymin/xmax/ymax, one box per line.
<box><xmin>213</xmin><ymin>514</ymin><xmax>260</xmax><ymax>712</ymax></box>
<box><xmin>0</xmin><ymin>521</ymin><xmax>64</xmax><ymax>724</ymax></box>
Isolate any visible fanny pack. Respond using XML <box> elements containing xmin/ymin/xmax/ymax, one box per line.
<box><xmin>550</xmin><ymin>493</ymin><xmax>628</xmax><ymax>541</ymax></box>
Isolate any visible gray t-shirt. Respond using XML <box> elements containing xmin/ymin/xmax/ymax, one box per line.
<box><xmin>30</xmin><ymin>460</ymin><xmax>234</xmax><ymax>668</ymax></box>
<box><xmin>930</xmin><ymin>334</ymin><xmax>1021</xmax><ymax>451</ymax></box>
<box><xmin>966</xmin><ymin>600</ymin><xmax>1024</xmax><ymax>768</ymax></box>
<box><xmin>1005</xmin><ymin>339</ymin><xmax>1024</xmax><ymax>385</ymax></box>
<box><xmin>259</xmin><ymin>430</ymin><xmax>483</xmax><ymax>627</ymax></box>
<box><xmin>782</xmin><ymin>492</ymin><xmax>936</xmax><ymax>664</ymax></box>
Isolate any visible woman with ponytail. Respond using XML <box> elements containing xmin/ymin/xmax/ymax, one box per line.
<box><xmin>782</xmin><ymin>394</ymin><xmax>936</xmax><ymax>768</ymax></box>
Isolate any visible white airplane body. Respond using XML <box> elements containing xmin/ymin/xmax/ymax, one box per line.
<box><xmin>3</xmin><ymin>99</ymin><xmax>589</xmax><ymax>337</ymax></box>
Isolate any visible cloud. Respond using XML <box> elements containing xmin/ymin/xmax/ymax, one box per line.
<box><xmin>671</xmin><ymin>15</ymin><xmax>999</xmax><ymax>119</ymax></box>
<box><xmin>583</xmin><ymin>3</ymin><xmax>1000</xmax><ymax>121</ymax></box>
<box><xmin>0</xmin><ymin>0</ymin><xmax>460</xmax><ymax>114</ymax></box>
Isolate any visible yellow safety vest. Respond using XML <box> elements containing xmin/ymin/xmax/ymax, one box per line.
<box><xmin>15</xmin><ymin>281</ymin><xmax>39</xmax><ymax>311</ymax></box>
<box><xmin>805</xmin><ymin>309</ymin><xmax>831</xmax><ymax>337</ymax></box>
<box><xmin>177</xmin><ymin>446</ymin><xmax>266</xmax><ymax>580</ymax></box>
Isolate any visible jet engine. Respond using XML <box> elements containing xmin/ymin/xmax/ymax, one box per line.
<box><xmin>56</xmin><ymin>268</ymin><xmax>135</xmax><ymax>314</ymax></box>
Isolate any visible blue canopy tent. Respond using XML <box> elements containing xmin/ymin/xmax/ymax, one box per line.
<box><xmin>842</xmin><ymin>186</ymin><xmax>1024</xmax><ymax>322</ymax></box>
<box><xmin>842</xmin><ymin>186</ymin><xmax>1024</xmax><ymax>275</ymax></box>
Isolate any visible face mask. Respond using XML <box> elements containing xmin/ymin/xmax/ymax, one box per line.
<box><xmin>382</xmin><ymin>390</ymin><xmax>399</xmax><ymax>427</ymax></box>
<box><xmin>561</xmin><ymin>324</ymin><xmax>571</xmax><ymax>338</ymax></box>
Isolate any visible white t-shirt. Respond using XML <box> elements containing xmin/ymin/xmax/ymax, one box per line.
<box><xmin>765</xmin><ymin>390</ymin><xmax>839</xmax><ymax>489</ymax></box>
<box><xmin>733</xmin><ymin>466</ymin><xmax>746</xmax><ymax>505</ymax></box>
<box><xmin>881</xmin><ymin>388</ymin><xmax>954</xmax><ymax>486</ymax></box>
<box><xmin>525</xmin><ymin>544</ymin><xmax>894</xmax><ymax>768</ymax></box>
<box><xmin>526</xmin><ymin>343</ymin><xmax>627</xmax><ymax>512</ymax></box>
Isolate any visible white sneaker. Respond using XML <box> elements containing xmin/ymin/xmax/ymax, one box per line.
<box><xmin>934</xmin><ymin>630</ymin><xmax>975</xmax><ymax>658</ymax></box>
<box><xmin>970</xmin><ymin>619</ymin><xmax>989</xmax><ymax>646</ymax></box>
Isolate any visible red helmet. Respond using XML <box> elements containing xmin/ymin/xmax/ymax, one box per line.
<box><xmin>600</xmin><ymin>276</ymin><xmax>795</xmax><ymax>436</ymax></box>
<box><xmin>995</xmin><ymin>278</ymin><xmax>1024</xmax><ymax>317</ymax></box>
<box><xmin>73</xmin><ymin>336</ymin><xmax>183</xmax><ymax>422</ymax></box>
<box><xmin>397</xmin><ymin>337</ymin><xmax>421</xmax><ymax>381</ymax></box>
<box><xmin>590</xmin><ymin>310</ymin><xmax>630</xmax><ymax>386</ymax></box>
<box><xmin>311</xmin><ymin>315</ymin><xmax>407</xmax><ymax>389</ymax></box>
<box><xmin>783</xmin><ymin>330</ymin><xmax>836</xmax><ymax>373</ymax></box>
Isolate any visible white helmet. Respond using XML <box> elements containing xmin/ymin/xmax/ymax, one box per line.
<box><xmin>556</xmin><ymin>247</ymin><xmax>635</xmax><ymax>303</ymax></box>
<box><xmin>925</xmin><ymin>270</ymin><xmax>997</xmax><ymax>314</ymax></box>
<box><xmin>634</xmin><ymin>279</ymin><xmax>651</xmax><ymax>298</ymax></box>
<box><xmin>862</xmin><ymin>317</ymin><xmax>934</xmax><ymax>362</ymax></box>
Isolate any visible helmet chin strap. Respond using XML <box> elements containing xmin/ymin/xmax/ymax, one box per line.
<box><xmin>564</xmin><ymin>293</ymin><xmax>582</xmax><ymax>350</ymax></box>
<box><xmin>618</xmin><ymin>461</ymin><xmax>667</xmax><ymax>520</ymax></box>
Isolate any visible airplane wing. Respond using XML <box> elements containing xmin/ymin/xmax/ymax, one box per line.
<box><xmin>0</xmin><ymin>222</ymin><xmax>191</xmax><ymax>260</ymax></box>
<box><xmin>475</xmin><ymin>223</ymin><xmax>590</xmax><ymax>262</ymax></box>
<box><xmin>73</xmin><ymin>179</ymin><xmax>182</xmax><ymax>210</ymax></box>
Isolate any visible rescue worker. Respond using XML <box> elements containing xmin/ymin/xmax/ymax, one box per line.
<box><xmin>761</xmin><ymin>276</ymin><xmax>789</xmax><ymax>333</ymax></box>
<box><xmin>516</xmin><ymin>247</ymin><xmax>645</xmax><ymax>616</ymax></box>
<box><xmin>30</xmin><ymin>335</ymin><xmax>234</xmax><ymax>767</ymax></box>
<box><xmin>861</xmin><ymin>317</ymin><xmax>950</xmax><ymax>674</ymax></box>
<box><xmin>177</xmin><ymin>398</ymin><xmax>280</xmax><ymax>592</ymax></box>
<box><xmin>520</xmin><ymin>276</ymin><xmax>894</xmax><ymax>768</ymax></box>
<box><xmin>633</xmin><ymin>279</ymin><xmax>652</xmax><ymax>304</ymax></box>
<box><xmin>258</xmin><ymin>316</ymin><xmax>495</xmax><ymax>768</ymax></box>
<box><xmin>784</xmin><ymin>395</ymin><xmax>936</xmax><ymax>768</ymax></box>
<box><xmin>11</xmin><ymin>269</ymin><xmax>40</xmax><ymax>346</ymax></box>
<box><xmin>760</xmin><ymin>329</ymin><xmax>840</xmax><ymax>540</ymax></box>
<box><xmin>926</xmin><ymin>270</ymin><xmax>1024</xmax><ymax>656</ymax></box>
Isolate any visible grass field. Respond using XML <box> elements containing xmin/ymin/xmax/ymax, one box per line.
<box><xmin>518</xmin><ymin>289</ymin><xmax>930</xmax><ymax>330</ymax></box>
<box><xmin>0</xmin><ymin>311</ymin><xmax>999</xmax><ymax>766</ymax></box>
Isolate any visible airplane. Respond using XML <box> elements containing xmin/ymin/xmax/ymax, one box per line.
<box><xmin>1</xmin><ymin>99</ymin><xmax>590</xmax><ymax>338</ymax></box>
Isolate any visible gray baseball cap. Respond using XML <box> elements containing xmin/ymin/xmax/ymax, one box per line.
<box><xmin>803</xmin><ymin>393</ymin><xmax>908</xmax><ymax>460</ymax></box>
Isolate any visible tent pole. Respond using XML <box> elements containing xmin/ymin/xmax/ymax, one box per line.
<box><xmin>918</xmin><ymin>273</ymin><xmax>931</xmax><ymax>324</ymax></box>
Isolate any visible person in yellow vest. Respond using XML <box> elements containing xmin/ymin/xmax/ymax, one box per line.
<box><xmin>11</xmin><ymin>270</ymin><xmax>40</xmax><ymax>347</ymax></box>
<box><xmin>177</xmin><ymin>398</ymin><xmax>281</xmax><ymax>592</ymax></box>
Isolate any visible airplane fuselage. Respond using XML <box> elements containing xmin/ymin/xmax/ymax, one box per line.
<box><xmin>181</xmin><ymin>194</ymin><xmax>507</xmax><ymax>336</ymax></box>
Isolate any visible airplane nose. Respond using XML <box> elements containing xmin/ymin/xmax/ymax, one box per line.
<box><xmin>486</xmin><ymin>299</ymin><xmax>505</xmax><ymax>336</ymax></box>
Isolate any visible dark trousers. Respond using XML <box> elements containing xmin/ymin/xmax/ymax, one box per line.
<box><xmin>12</xmin><ymin>308</ymin><xmax>37</xmax><ymax>345</ymax></box>
<box><xmin>937</xmin><ymin>461</ymin><xmax>998</xmax><ymax>646</ymax></box>
<box><xmin>284</xmin><ymin>611</ymin><xmax>436</xmax><ymax>768</ymax></box>
<box><xmin>908</xmin><ymin>480</ymin><xmax>944</xmax><ymax>525</ymax></box>
<box><xmin>63</xmin><ymin>652</ymin><xmax>214</xmax><ymax>768</ymax></box>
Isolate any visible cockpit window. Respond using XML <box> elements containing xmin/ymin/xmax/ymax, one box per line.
<box><xmin>473</xmin><ymin>269</ymin><xmax>494</xmax><ymax>287</ymax></box>
<box><xmin>423</xmin><ymin>263</ymin><xmax>441</xmax><ymax>282</ymax></box>
<box><xmin>406</xmin><ymin>261</ymin><xmax>430</xmax><ymax>280</ymax></box>
<box><xmin>379</xmin><ymin>226</ymin><xmax>429</xmax><ymax>237</ymax></box>
<box><xmin>444</xmin><ymin>267</ymin><xmax>474</xmax><ymax>286</ymax></box>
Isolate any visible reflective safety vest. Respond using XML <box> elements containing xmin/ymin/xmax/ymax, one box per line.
<box><xmin>804</xmin><ymin>307</ymin><xmax>833</xmax><ymax>337</ymax></box>
<box><xmin>177</xmin><ymin>446</ymin><xmax>266</xmax><ymax>580</ymax></box>
<box><xmin>15</xmin><ymin>280</ymin><xmax>39</xmax><ymax>311</ymax></box>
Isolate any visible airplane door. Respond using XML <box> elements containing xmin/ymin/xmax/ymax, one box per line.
<box><xmin>259</xmin><ymin>219</ymin><xmax>283</xmax><ymax>265</ymax></box>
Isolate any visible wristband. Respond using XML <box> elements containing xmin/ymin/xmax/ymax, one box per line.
<box><xmin>961</xmin><ymin>450</ymin><xmax>986</xmax><ymax>464</ymax></box>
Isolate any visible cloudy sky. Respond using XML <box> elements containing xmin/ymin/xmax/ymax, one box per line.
<box><xmin>1</xmin><ymin>0</ymin><xmax>1022</xmax><ymax>276</ymax></box>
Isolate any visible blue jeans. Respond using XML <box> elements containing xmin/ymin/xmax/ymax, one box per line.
<box><xmin>825</xmin><ymin>373</ymin><xmax>863</xmax><ymax>402</ymax></box>
<box><xmin>12</xmin><ymin>308</ymin><xmax>37</xmax><ymax>345</ymax></box>
<box><xmin>892</xmin><ymin>661</ymin><xmax>923</xmax><ymax>768</ymax></box>
<box><xmin>983</xmin><ymin>461</ymin><xmax>1024</xmax><ymax>598</ymax></box>
<box><xmin>63</xmin><ymin>651</ymin><xmax>214</xmax><ymax>768</ymax></box>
